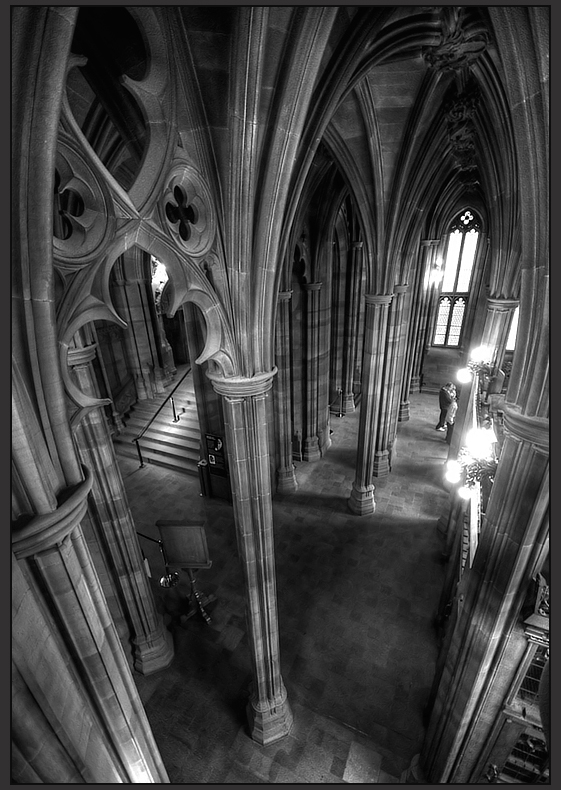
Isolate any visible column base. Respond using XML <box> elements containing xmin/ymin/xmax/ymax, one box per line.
<box><xmin>341</xmin><ymin>393</ymin><xmax>355</xmax><ymax>414</ymax></box>
<box><xmin>277</xmin><ymin>466</ymin><xmax>298</xmax><ymax>493</ymax></box>
<box><xmin>372</xmin><ymin>451</ymin><xmax>390</xmax><ymax>477</ymax></box>
<box><xmin>410</xmin><ymin>375</ymin><xmax>420</xmax><ymax>393</ymax></box>
<box><xmin>400</xmin><ymin>754</ymin><xmax>426</xmax><ymax>783</ymax></box>
<box><xmin>318</xmin><ymin>426</ymin><xmax>332</xmax><ymax>455</ymax></box>
<box><xmin>398</xmin><ymin>401</ymin><xmax>410</xmax><ymax>422</ymax></box>
<box><xmin>153</xmin><ymin>366</ymin><xmax>166</xmax><ymax>394</ymax></box>
<box><xmin>247</xmin><ymin>692</ymin><xmax>294</xmax><ymax>745</ymax></box>
<box><xmin>132</xmin><ymin>624</ymin><xmax>174</xmax><ymax>676</ymax></box>
<box><xmin>348</xmin><ymin>483</ymin><xmax>376</xmax><ymax>515</ymax></box>
<box><xmin>302</xmin><ymin>437</ymin><xmax>321</xmax><ymax>461</ymax></box>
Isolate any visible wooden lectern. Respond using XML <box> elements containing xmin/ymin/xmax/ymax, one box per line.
<box><xmin>155</xmin><ymin>520</ymin><xmax>215</xmax><ymax>624</ymax></box>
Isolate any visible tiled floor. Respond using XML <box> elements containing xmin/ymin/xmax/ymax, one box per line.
<box><xmin>119</xmin><ymin>390</ymin><xmax>451</xmax><ymax>783</ymax></box>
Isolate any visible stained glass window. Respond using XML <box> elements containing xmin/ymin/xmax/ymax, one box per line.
<box><xmin>447</xmin><ymin>298</ymin><xmax>466</xmax><ymax>346</ymax></box>
<box><xmin>433</xmin><ymin>298</ymin><xmax>451</xmax><ymax>345</ymax></box>
<box><xmin>433</xmin><ymin>210</ymin><xmax>480</xmax><ymax>347</ymax></box>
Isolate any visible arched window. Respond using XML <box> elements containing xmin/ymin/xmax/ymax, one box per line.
<box><xmin>433</xmin><ymin>209</ymin><xmax>481</xmax><ymax>347</ymax></box>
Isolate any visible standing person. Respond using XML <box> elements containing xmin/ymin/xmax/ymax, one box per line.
<box><xmin>445</xmin><ymin>393</ymin><xmax>458</xmax><ymax>445</ymax></box>
<box><xmin>436</xmin><ymin>382</ymin><xmax>455</xmax><ymax>431</ymax></box>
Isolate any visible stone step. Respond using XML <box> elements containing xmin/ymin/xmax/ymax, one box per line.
<box><xmin>123</xmin><ymin>410</ymin><xmax>200</xmax><ymax>437</ymax></box>
<box><xmin>116</xmin><ymin>441</ymin><xmax>200</xmax><ymax>476</ymax></box>
<box><xmin>113</xmin><ymin>369</ymin><xmax>202</xmax><ymax>476</ymax></box>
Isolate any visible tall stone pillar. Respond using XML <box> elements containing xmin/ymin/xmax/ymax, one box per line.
<box><xmin>274</xmin><ymin>290</ymin><xmax>298</xmax><ymax>492</ymax></box>
<box><xmin>410</xmin><ymin>240</ymin><xmax>439</xmax><ymax>393</ymax></box>
<box><xmin>421</xmin><ymin>414</ymin><xmax>549</xmax><ymax>783</ymax></box>
<box><xmin>348</xmin><ymin>294</ymin><xmax>392</xmax><ymax>515</ymax></box>
<box><xmin>154</xmin><ymin>291</ymin><xmax>177</xmax><ymax>384</ymax></box>
<box><xmin>374</xmin><ymin>284</ymin><xmax>409</xmax><ymax>476</ymax></box>
<box><xmin>340</xmin><ymin>241</ymin><xmax>363</xmax><ymax>414</ymax></box>
<box><xmin>302</xmin><ymin>282</ymin><xmax>322</xmax><ymax>461</ymax></box>
<box><xmin>317</xmin><ymin>272</ymin><xmax>333</xmax><ymax>455</ymax></box>
<box><xmin>68</xmin><ymin>339</ymin><xmax>174</xmax><ymax>675</ymax></box>
<box><xmin>112</xmin><ymin>250</ymin><xmax>165</xmax><ymax>399</ymax></box>
<box><xmin>207</xmin><ymin>369</ymin><xmax>293</xmax><ymax>745</ymax></box>
<box><xmin>399</xmin><ymin>243</ymin><xmax>433</xmax><ymax>420</ymax></box>
<box><xmin>421</xmin><ymin>268</ymin><xmax>549</xmax><ymax>782</ymax></box>
<box><xmin>12</xmin><ymin>531</ymin><xmax>170</xmax><ymax>783</ymax></box>
<box><xmin>480</xmin><ymin>297</ymin><xmax>519</xmax><ymax>369</ymax></box>
<box><xmin>12</xmin><ymin>364</ymin><xmax>169</xmax><ymax>783</ymax></box>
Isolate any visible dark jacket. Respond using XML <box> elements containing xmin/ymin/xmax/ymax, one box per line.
<box><xmin>439</xmin><ymin>387</ymin><xmax>453</xmax><ymax>410</ymax></box>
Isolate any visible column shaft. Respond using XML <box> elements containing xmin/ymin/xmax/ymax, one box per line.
<box><xmin>69</xmin><ymin>338</ymin><xmax>174</xmax><ymax>675</ymax></box>
<box><xmin>209</xmin><ymin>371</ymin><xmax>293</xmax><ymax>745</ymax></box>
<box><xmin>12</xmin><ymin>379</ymin><xmax>169</xmax><ymax>782</ymax></box>
<box><xmin>303</xmin><ymin>283</ymin><xmax>322</xmax><ymax>461</ymax></box>
<box><xmin>481</xmin><ymin>297</ymin><xmax>519</xmax><ymax>369</ymax></box>
<box><xmin>112</xmin><ymin>250</ymin><xmax>165</xmax><ymax>399</ymax></box>
<box><xmin>409</xmin><ymin>241</ymin><xmax>438</xmax><ymax>392</ymax></box>
<box><xmin>274</xmin><ymin>291</ymin><xmax>298</xmax><ymax>492</ymax></box>
<box><xmin>348</xmin><ymin>294</ymin><xmax>392</xmax><ymax>514</ymax></box>
<box><xmin>374</xmin><ymin>285</ymin><xmax>408</xmax><ymax>476</ymax></box>
<box><xmin>340</xmin><ymin>242</ymin><xmax>363</xmax><ymax>413</ymax></box>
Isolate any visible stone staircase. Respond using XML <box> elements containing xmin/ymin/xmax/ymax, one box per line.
<box><xmin>114</xmin><ymin>368</ymin><xmax>201</xmax><ymax>477</ymax></box>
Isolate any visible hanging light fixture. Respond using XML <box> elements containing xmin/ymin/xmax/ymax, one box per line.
<box><xmin>457</xmin><ymin>345</ymin><xmax>495</xmax><ymax>383</ymax></box>
<box><xmin>445</xmin><ymin>422</ymin><xmax>498</xmax><ymax>497</ymax></box>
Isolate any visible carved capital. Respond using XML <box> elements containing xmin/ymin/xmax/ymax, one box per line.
<box><xmin>423</xmin><ymin>8</ymin><xmax>489</xmax><ymax>72</ymax></box>
<box><xmin>365</xmin><ymin>293</ymin><xmax>393</xmax><ymax>306</ymax></box>
<box><xmin>207</xmin><ymin>368</ymin><xmax>278</xmax><ymax>398</ymax></box>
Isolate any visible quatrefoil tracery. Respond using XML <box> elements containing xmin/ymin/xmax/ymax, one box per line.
<box><xmin>165</xmin><ymin>185</ymin><xmax>199</xmax><ymax>242</ymax></box>
<box><xmin>161</xmin><ymin>163</ymin><xmax>216</xmax><ymax>258</ymax></box>
<box><xmin>52</xmin><ymin>137</ymin><xmax>115</xmax><ymax>266</ymax></box>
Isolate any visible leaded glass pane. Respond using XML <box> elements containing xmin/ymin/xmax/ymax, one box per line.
<box><xmin>442</xmin><ymin>230</ymin><xmax>462</xmax><ymax>292</ymax></box>
<box><xmin>447</xmin><ymin>298</ymin><xmax>465</xmax><ymax>346</ymax></box>
<box><xmin>516</xmin><ymin>645</ymin><xmax>549</xmax><ymax>704</ymax></box>
<box><xmin>456</xmin><ymin>229</ymin><xmax>478</xmax><ymax>291</ymax></box>
<box><xmin>433</xmin><ymin>298</ymin><xmax>451</xmax><ymax>345</ymax></box>
<box><xmin>501</xmin><ymin>732</ymin><xmax>549</xmax><ymax>784</ymax></box>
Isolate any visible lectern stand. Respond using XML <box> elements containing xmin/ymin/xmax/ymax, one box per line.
<box><xmin>155</xmin><ymin>520</ymin><xmax>215</xmax><ymax>624</ymax></box>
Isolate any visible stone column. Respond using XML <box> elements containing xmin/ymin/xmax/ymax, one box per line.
<box><xmin>348</xmin><ymin>294</ymin><xmax>392</xmax><ymax>515</ymax></box>
<box><xmin>154</xmin><ymin>294</ymin><xmax>177</xmax><ymax>385</ymax></box>
<box><xmin>340</xmin><ymin>241</ymin><xmax>363</xmax><ymax>414</ymax></box>
<box><xmin>410</xmin><ymin>240</ymin><xmax>439</xmax><ymax>393</ymax></box>
<box><xmin>480</xmin><ymin>297</ymin><xmax>519</xmax><ymax>369</ymax></box>
<box><xmin>317</xmin><ymin>273</ymin><xmax>333</xmax><ymax>455</ymax></box>
<box><xmin>112</xmin><ymin>250</ymin><xmax>165</xmax><ymax>399</ymax></box>
<box><xmin>421</xmin><ymin>258</ymin><xmax>549</xmax><ymax>781</ymax></box>
<box><xmin>399</xmin><ymin>243</ymin><xmax>432</xmax><ymax>420</ymax></box>
<box><xmin>68</xmin><ymin>339</ymin><xmax>174</xmax><ymax>675</ymax></box>
<box><xmin>12</xmin><ymin>363</ymin><xmax>168</xmax><ymax>782</ymax></box>
<box><xmin>421</xmin><ymin>413</ymin><xmax>548</xmax><ymax>783</ymax></box>
<box><xmin>302</xmin><ymin>282</ymin><xmax>322</xmax><ymax>461</ymax></box>
<box><xmin>373</xmin><ymin>284</ymin><xmax>409</xmax><ymax>476</ymax></box>
<box><xmin>12</xmin><ymin>526</ymin><xmax>169</xmax><ymax>783</ymax></box>
<box><xmin>207</xmin><ymin>370</ymin><xmax>293</xmax><ymax>745</ymax></box>
<box><xmin>274</xmin><ymin>290</ymin><xmax>298</xmax><ymax>492</ymax></box>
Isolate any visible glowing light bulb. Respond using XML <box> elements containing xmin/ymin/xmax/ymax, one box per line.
<box><xmin>458</xmin><ymin>485</ymin><xmax>472</xmax><ymax>499</ymax></box>
<box><xmin>470</xmin><ymin>345</ymin><xmax>493</xmax><ymax>365</ymax></box>
<box><xmin>445</xmin><ymin>460</ymin><xmax>462</xmax><ymax>484</ymax></box>
<box><xmin>457</xmin><ymin>367</ymin><xmax>472</xmax><ymax>383</ymax></box>
<box><xmin>465</xmin><ymin>428</ymin><xmax>495</xmax><ymax>459</ymax></box>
